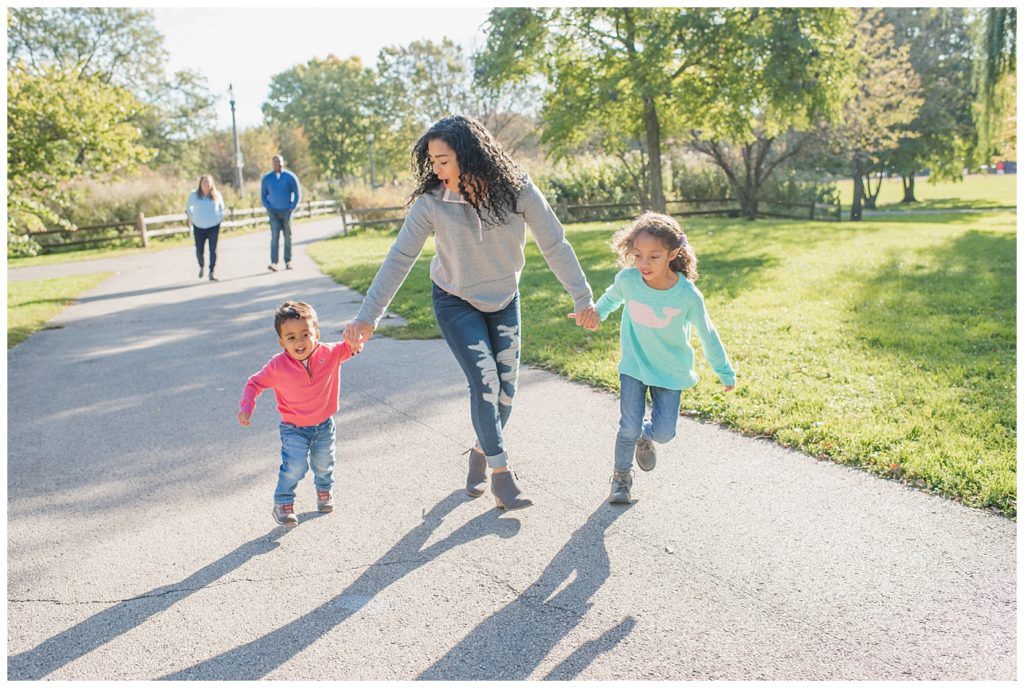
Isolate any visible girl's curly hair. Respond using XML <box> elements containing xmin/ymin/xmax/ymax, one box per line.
<box><xmin>611</xmin><ymin>211</ymin><xmax>699</xmax><ymax>281</ymax></box>
<box><xmin>410</xmin><ymin>114</ymin><xmax>526</xmax><ymax>227</ymax></box>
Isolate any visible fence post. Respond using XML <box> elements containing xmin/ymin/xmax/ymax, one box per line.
<box><xmin>835</xmin><ymin>201</ymin><xmax>841</xmax><ymax>222</ymax></box>
<box><xmin>339</xmin><ymin>200</ymin><xmax>348</xmax><ymax>236</ymax></box>
<box><xmin>137</xmin><ymin>211</ymin><xmax>149</xmax><ymax>248</ymax></box>
<box><xmin>809</xmin><ymin>198</ymin><xmax>816</xmax><ymax>220</ymax></box>
<box><xmin>307</xmin><ymin>199</ymin><xmax>312</xmax><ymax>218</ymax></box>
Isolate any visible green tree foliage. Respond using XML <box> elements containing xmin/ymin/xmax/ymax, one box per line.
<box><xmin>7</xmin><ymin>7</ymin><xmax>216</xmax><ymax>173</ymax></box>
<box><xmin>826</xmin><ymin>9</ymin><xmax>922</xmax><ymax>219</ymax></box>
<box><xmin>7</xmin><ymin>63</ymin><xmax>152</xmax><ymax>236</ymax></box>
<box><xmin>478</xmin><ymin>7</ymin><xmax>856</xmax><ymax>216</ymax></box>
<box><xmin>263</xmin><ymin>55</ymin><xmax>381</xmax><ymax>181</ymax></box>
<box><xmin>377</xmin><ymin>38</ymin><xmax>475</xmax><ymax>131</ymax></box>
<box><xmin>884</xmin><ymin>8</ymin><xmax>976</xmax><ymax>202</ymax></box>
<box><xmin>972</xmin><ymin>8</ymin><xmax>1016</xmax><ymax>165</ymax></box>
<box><xmin>374</xmin><ymin>37</ymin><xmax>540</xmax><ymax>163</ymax></box>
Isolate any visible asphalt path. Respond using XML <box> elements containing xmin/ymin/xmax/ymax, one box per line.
<box><xmin>6</xmin><ymin>217</ymin><xmax>1015</xmax><ymax>680</ymax></box>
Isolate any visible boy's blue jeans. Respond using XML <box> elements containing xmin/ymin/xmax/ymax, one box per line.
<box><xmin>432</xmin><ymin>283</ymin><xmax>520</xmax><ymax>469</ymax></box>
<box><xmin>615</xmin><ymin>373</ymin><xmax>682</xmax><ymax>472</ymax></box>
<box><xmin>275</xmin><ymin>417</ymin><xmax>335</xmax><ymax>504</ymax></box>
<box><xmin>267</xmin><ymin>208</ymin><xmax>292</xmax><ymax>264</ymax></box>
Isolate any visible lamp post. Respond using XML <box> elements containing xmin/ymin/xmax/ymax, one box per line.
<box><xmin>367</xmin><ymin>132</ymin><xmax>375</xmax><ymax>188</ymax></box>
<box><xmin>228</xmin><ymin>83</ymin><xmax>244</xmax><ymax>196</ymax></box>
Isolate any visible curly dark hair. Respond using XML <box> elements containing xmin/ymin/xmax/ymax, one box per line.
<box><xmin>410</xmin><ymin>114</ymin><xmax>526</xmax><ymax>227</ymax></box>
<box><xmin>611</xmin><ymin>211</ymin><xmax>699</xmax><ymax>281</ymax></box>
<box><xmin>274</xmin><ymin>300</ymin><xmax>319</xmax><ymax>336</ymax></box>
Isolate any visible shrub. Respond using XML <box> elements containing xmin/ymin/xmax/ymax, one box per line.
<box><xmin>336</xmin><ymin>182</ymin><xmax>411</xmax><ymax>222</ymax></box>
<box><xmin>670</xmin><ymin>163</ymin><xmax>733</xmax><ymax>200</ymax></box>
<box><xmin>7</xmin><ymin>232</ymin><xmax>41</xmax><ymax>258</ymax></box>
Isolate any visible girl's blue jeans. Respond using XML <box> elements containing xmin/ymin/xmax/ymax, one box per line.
<box><xmin>615</xmin><ymin>373</ymin><xmax>682</xmax><ymax>472</ymax></box>
<box><xmin>432</xmin><ymin>283</ymin><xmax>520</xmax><ymax>469</ymax></box>
<box><xmin>275</xmin><ymin>417</ymin><xmax>335</xmax><ymax>504</ymax></box>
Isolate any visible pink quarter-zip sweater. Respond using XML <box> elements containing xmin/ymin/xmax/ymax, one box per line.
<box><xmin>239</xmin><ymin>340</ymin><xmax>353</xmax><ymax>426</ymax></box>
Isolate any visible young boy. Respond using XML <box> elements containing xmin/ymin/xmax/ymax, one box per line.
<box><xmin>238</xmin><ymin>300</ymin><xmax>354</xmax><ymax>527</ymax></box>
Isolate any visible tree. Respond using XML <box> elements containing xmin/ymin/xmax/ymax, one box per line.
<box><xmin>7</xmin><ymin>63</ymin><xmax>152</xmax><ymax>234</ymax></box>
<box><xmin>883</xmin><ymin>8</ymin><xmax>976</xmax><ymax>203</ymax></box>
<box><xmin>824</xmin><ymin>9</ymin><xmax>922</xmax><ymax>219</ymax></box>
<box><xmin>263</xmin><ymin>55</ymin><xmax>381</xmax><ymax>181</ymax></box>
<box><xmin>7</xmin><ymin>7</ymin><xmax>216</xmax><ymax>174</ymax></box>
<box><xmin>478</xmin><ymin>7</ymin><xmax>856</xmax><ymax>216</ymax></box>
<box><xmin>971</xmin><ymin>8</ymin><xmax>1016</xmax><ymax>166</ymax></box>
<box><xmin>376</xmin><ymin>38</ymin><xmax>475</xmax><ymax>130</ymax></box>
<box><xmin>375</xmin><ymin>38</ymin><xmax>540</xmax><ymax>166</ymax></box>
<box><xmin>683</xmin><ymin>10</ymin><xmax>857</xmax><ymax>219</ymax></box>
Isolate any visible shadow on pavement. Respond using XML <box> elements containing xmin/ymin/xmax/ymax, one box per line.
<box><xmin>418</xmin><ymin>501</ymin><xmax>635</xmax><ymax>680</ymax></box>
<box><xmin>161</xmin><ymin>490</ymin><xmax>520</xmax><ymax>680</ymax></box>
<box><xmin>7</xmin><ymin>527</ymin><xmax>293</xmax><ymax>680</ymax></box>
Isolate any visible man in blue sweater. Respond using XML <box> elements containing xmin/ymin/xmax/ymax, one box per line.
<box><xmin>261</xmin><ymin>154</ymin><xmax>302</xmax><ymax>271</ymax></box>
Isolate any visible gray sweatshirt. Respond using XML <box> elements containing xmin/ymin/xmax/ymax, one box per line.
<box><xmin>354</xmin><ymin>178</ymin><xmax>594</xmax><ymax>326</ymax></box>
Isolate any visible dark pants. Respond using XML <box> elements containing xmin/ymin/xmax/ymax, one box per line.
<box><xmin>432</xmin><ymin>282</ymin><xmax>521</xmax><ymax>468</ymax></box>
<box><xmin>193</xmin><ymin>224</ymin><xmax>220</xmax><ymax>269</ymax></box>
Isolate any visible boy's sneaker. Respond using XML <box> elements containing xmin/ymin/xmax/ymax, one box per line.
<box><xmin>608</xmin><ymin>470</ymin><xmax>634</xmax><ymax>504</ymax></box>
<box><xmin>272</xmin><ymin>502</ymin><xmax>298</xmax><ymax>527</ymax></box>
<box><xmin>316</xmin><ymin>490</ymin><xmax>334</xmax><ymax>513</ymax></box>
<box><xmin>635</xmin><ymin>436</ymin><xmax>657</xmax><ymax>471</ymax></box>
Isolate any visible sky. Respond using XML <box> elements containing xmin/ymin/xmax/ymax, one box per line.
<box><xmin>151</xmin><ymin>6</ymin><xmax>495</xmax><ymax>131</ymax></box>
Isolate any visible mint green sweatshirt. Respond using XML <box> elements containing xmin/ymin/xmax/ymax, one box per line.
<box><xmin>595</xmin><ymin>268</ymin><xmax>735</xmax><ymax>390</ymax></box>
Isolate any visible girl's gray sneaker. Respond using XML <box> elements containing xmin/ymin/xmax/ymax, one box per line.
<box><xmin>635</xmin><ymin>436</ymin><xmax>657</xmax><ymax>471</ymax></box>
<box><xmin>465</xmin><ymin>447</ymin><xmax>487</xmax><ymax>497</ymax></box>
<box><xmin>608</xmin><ymin>470</ymin><xmax>634</xmax><ymax>504</ymax></box>
<box><xmin>272</xmin><ymin>502</ymin><xmax>298</xmax><ymax>527</ymax></box>
<box><xmin>491</xmin><ymin>469</ymin><xmax>533</xmax><ymax>510</ymax></box>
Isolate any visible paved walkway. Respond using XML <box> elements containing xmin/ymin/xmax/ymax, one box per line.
<box><xmin>6</xmin><ymin>218</ymin><xmax>1015</xmax><ymax>680</ymax></box>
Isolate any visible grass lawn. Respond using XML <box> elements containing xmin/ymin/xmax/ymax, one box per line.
<box><xmin>835</xmin><ymin>173</ymin><xmax>1017</xmax><ymax>210</ymax></box>
<box><xmin>309</xmin><ymin>211</ymin><xmax>1017</xmax><ymax>516</ymax></box>
<box><xmin>8</xmin><ymin>272</ymin><xmax>113</xmax><ymax>348</ymax></box>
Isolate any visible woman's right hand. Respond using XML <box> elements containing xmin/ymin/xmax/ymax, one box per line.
<box><xmin>343</xmin><ymin>319</ymin><xmax>375</xmax><ymax>353</ymax></box>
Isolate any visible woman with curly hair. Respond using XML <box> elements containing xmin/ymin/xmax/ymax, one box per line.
<box><xmin>343</xmin><ymin>114</ymin><xmax>598</xmax><ymax>510</ymax></box>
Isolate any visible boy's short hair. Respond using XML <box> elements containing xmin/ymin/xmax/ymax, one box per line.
<box><xmin>274</xmin><ymin>300</ymin><xmax>318</xmax><ymax>336</ymax></box>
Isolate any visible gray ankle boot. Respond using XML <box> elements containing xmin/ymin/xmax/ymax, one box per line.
<box><xmin>490</xmin><ymin>469</ymin><xmax>533</xmax><ymax>510</ymax></box>
<box><xmin>608</xmin><ymin>470</ymin><xmax>634</xmax><ymax>504</ymax></box>
<box><xmin>465</xmin><ymin>447</ymin><xmax>487</xmax><ymax>497</ymax></box>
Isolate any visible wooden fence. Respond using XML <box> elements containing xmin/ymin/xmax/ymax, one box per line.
<box><xmin>32</xmin><ymin>194</ymin><xmax>840</xmax><ymax>254</ymax></box>
<box><xmin>32</xmin><ymin>199</ymin><xmax>343</xmax><ymax>253</ymax></box>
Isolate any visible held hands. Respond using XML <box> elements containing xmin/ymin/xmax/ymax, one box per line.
<box><xmin>238</xmin><ymin>411</ymin><xmax>251</xmax><ymax>427</ymax></box>
<box><xmin>342</xmin><ymin>319</ymin><xmax>375</xmax><ymax>353</ymax></box>
<box><xmin>566</xmin><ymin>305</ymin><xmax>600</xmax><ymax>331</ymax></box>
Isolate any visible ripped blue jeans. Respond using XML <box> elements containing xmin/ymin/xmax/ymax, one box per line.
<box><xmin>432</xmin><ymin>283</ymin><xmax>520</xmax><ymax>469</ymax></box>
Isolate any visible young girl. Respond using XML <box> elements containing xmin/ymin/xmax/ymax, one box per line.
<box><xmin>580</xmin><ymin>211</ymin><xmax>735</xmax><ymax>503</ymax></box>
<box><xmin>185</xmin><ymin>175</ymin><xmax>224</xmax><ymax>281</ymax></box>
<box><xmin>343</xmin><ymin>114</ymin><xmax>597</xmax><ymax>510</ymax></box>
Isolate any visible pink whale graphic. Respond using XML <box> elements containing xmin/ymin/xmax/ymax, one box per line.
<box><xmin>627</xmin><ymin>300</ymin><xmax>681</xmax><ymax>329</ymax></box>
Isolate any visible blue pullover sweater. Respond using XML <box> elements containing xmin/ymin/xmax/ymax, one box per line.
<box><xmin>261</xmin><ymin>170</ymin><xmax>301</xmax><ymax>211</ymax></box>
